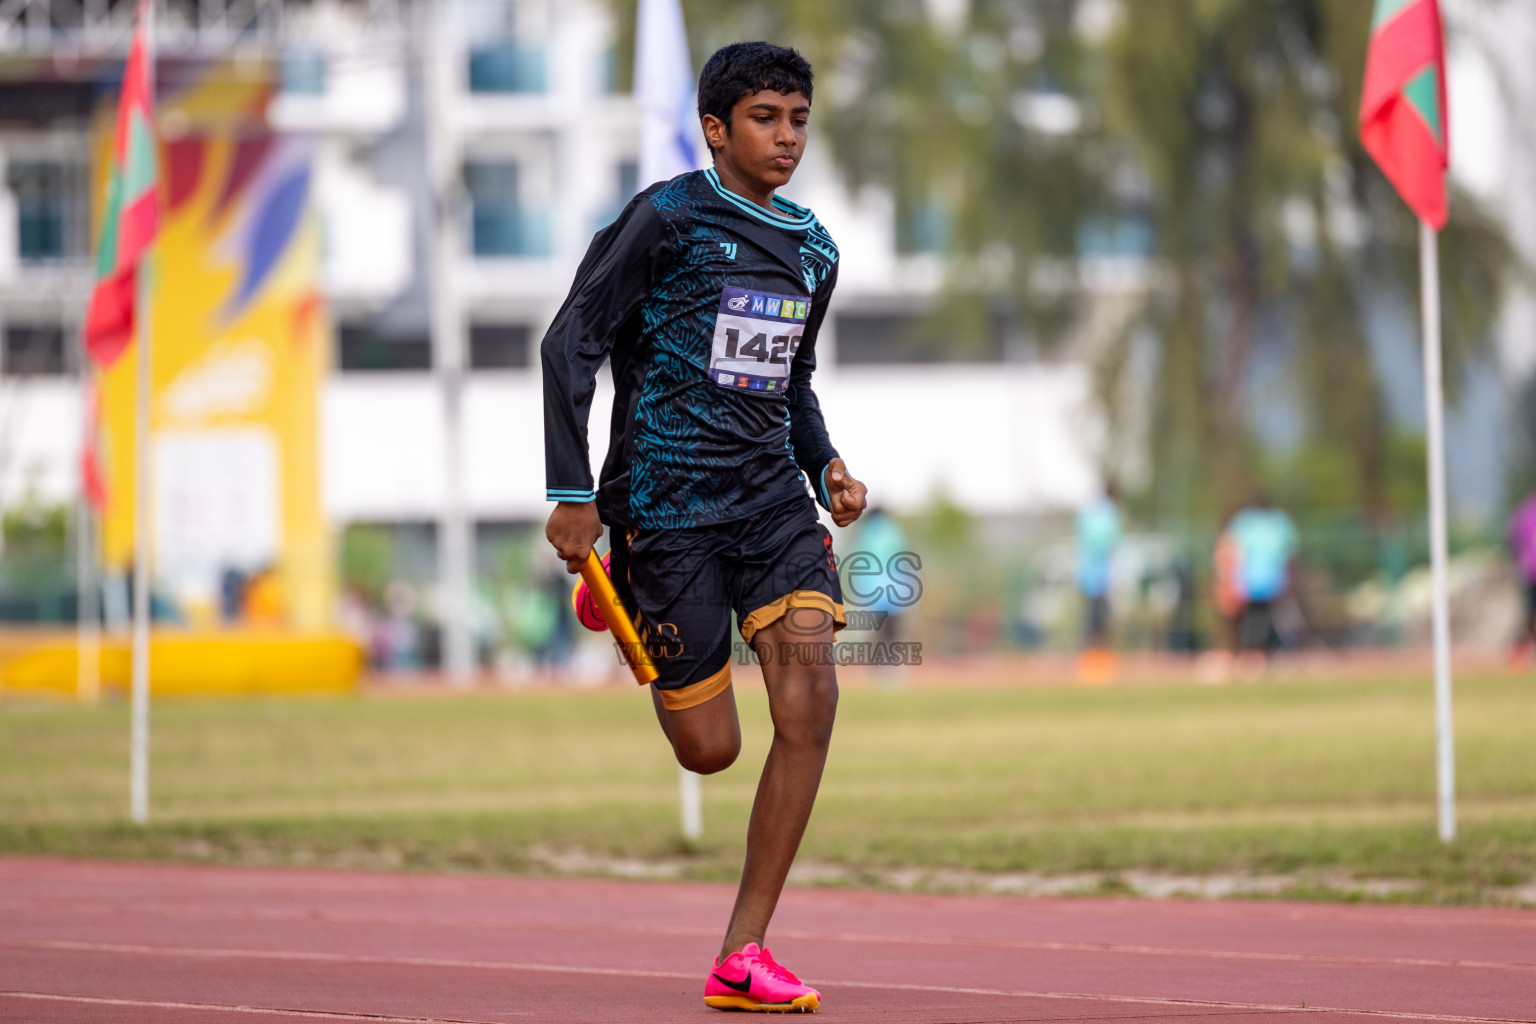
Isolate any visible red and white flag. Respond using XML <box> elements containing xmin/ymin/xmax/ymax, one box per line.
<box><xmin>1359</xmin><ymin>0</ymin><xmax>1449</xmax><ymax>228</ymax></box>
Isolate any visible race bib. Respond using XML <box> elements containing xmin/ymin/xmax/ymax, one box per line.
<box><xmin>709</xmin><ymin>285</ymin><xmax>810</xmax><ymax>395</ymax></box>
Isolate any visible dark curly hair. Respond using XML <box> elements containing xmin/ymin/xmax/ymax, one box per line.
<box><xmin>696</xmin><ymin>42</ymin><xmax>814</xmax><ymax>156</ymax></box>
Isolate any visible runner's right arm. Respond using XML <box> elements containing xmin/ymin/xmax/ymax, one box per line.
<box><xmin>541</xmin><ymin>194</ymin><xmax>671</xmax><ymax>505</ymax></box>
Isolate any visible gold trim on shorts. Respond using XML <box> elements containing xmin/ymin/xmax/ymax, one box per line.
<box><xmin>738</xmin><ymin>589</ymin><xmax>848</xmax><ymax>645</ymax></box>
<box><xmin>659</xmin><ymin>660</ymin><xmax>733</xmax><ymax>711</ymax></box>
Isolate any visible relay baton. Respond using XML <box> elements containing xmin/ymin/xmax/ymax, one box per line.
<box><xmin>580</xmin><ymin>549</ymin><xmax>659</xmax><ymax>685</ymax></box>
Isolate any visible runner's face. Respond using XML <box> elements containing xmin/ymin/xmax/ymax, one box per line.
<box><xmin>714</xmin><ymin>90</ymin><xmax>809</xmax><ymax>191</ymax></box>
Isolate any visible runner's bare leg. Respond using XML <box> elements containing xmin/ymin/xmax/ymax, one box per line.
<box><xmin>719</xmin><ymin>610</ymin><xmax>836</xmax><ymax>958</ymax></box>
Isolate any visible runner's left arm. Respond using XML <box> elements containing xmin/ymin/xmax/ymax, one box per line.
<box><xmin>786</xmin><ymin>263</ymin><xmax>841</xmax><ymax>511</ymax></box>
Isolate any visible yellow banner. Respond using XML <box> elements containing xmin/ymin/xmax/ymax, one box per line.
<box><xmin>96</xmin><ymin>60</ymin><xmax>330</xmax><ymax>631</ymax></box>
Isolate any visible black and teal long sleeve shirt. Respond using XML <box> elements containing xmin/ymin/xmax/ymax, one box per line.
<box><xmin>541</xmin><ymin>168</ymin><xmax>842</xmax><ymax>530</ymax></box>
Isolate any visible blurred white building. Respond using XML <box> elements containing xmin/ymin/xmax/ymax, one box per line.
<box><xmin>0</xmin><ymin>0</ymin><xmax>1143</xmax><ymax>678</ymax></box>
<box><xmin>1446</xmin><ymin>0</ymin><xmax>1536</xmax><ymax>508</ymax></box>
<box><xmin>0</xmin><ymin>0</ymin><xmax>1105</xmax><ymax>541</ymax></box>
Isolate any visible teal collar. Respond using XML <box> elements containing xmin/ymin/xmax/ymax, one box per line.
<box><xmin>703</xmin><ymin>168</ymin><xmax>816</xmax><ymax>230</ymax></box>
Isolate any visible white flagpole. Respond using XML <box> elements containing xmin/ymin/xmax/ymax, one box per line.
<box><xmin>76</xmin><ymin>360</ymin><xmax>99</xmax><ymax>706</ymax></box>
<box><xmin>636</xmin><ymin>0</ymin><xmax>705</xmax><ymax>841</ymax></box>
<box><xmin>679</xmin><ymin>765</ymin><xmax>703</xmax><ymax>843</ymax></box>
<box><xmin>1419</xmin><ymin>219</ymin><xmax>1455</xmax><ymax>843</ymax></box>
<box><xmin>129</xmin><ymin>0</ymin><xmax>155</xmax><ymax>826</ymax></box>
<box><xmin>76</xmin><ymin>504</ymin><xmax>100</xmax><ymax>705</ymax></box>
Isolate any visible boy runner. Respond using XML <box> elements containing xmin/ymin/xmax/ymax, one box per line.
<box><xmin>542</xmin><ymin>42</ymin><xmax>867</xmax><ymax>1013</ymax></box>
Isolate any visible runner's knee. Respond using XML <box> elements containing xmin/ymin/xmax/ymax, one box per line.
<box><xmin>770</xmin><ymin>669</ymin><xmax>838</xmax><ymax>750</ymax></box>
<box><xmin>674</xmin><ymin>731</ymin><xmax>741</xmax><ymax>775</ymax></box>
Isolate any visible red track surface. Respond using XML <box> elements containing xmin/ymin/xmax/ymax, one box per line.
<box><xmin>1</xmin><ymin>857</ymin><xmax>1532</xmax><ymax>1023</ymax></box>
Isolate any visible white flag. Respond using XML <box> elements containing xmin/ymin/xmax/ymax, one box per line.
<box><xmin>635</xmin><ymin>0</ymin><xmax>702</xmax><ymax>188</ymax></box>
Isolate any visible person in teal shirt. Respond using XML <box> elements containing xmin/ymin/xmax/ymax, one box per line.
<box><xmin>1076</xmin><ymin>488</ymin><xmax>1121</xmax><ymax>649</ymax></box>
<box><xmin>852</xmin><ymin>506</ymin><xmax>910</xmax><ymax>642</ymax></box>
<box><xmin>1228</xmin><ymin>494</ymin><xmax>1298</xmax><ymax>655</ymax></box>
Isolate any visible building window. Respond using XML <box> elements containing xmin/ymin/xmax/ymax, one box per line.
<box><xmin>1076</xmin><ymin>214</ymin><xmax>1153</xmax><ymax>259</ymax></box>
<box><xmin>896</xmin><ymin>198</ymin><xmax>949</xmax><ymax>256</ymax></box>
<box><xmin>464</xmin><ymin>161</ymin><xmax>550</xmax><ymax>258</ymax></box>
<box><xmin>615</xmin><ymin>160</ymin><xmax>639</xmax><ymax>204</ymax></box>
<box><xmin>467</xmin><ymin>41</ymin><xmax>546</xmax><ymax>93</ymax></box>
<box><xmin>7</xmin><ymin>160</ymin><xmax>88</xmax><ymax>264</ymax></box>
<box><xmin>469</xmin><ymin>323</ymin><xmax>531</xmax><ymax>369</ymax></box>
<box><xmin>340</xmin><ymin>520</ymin><xmax>442</xmax><ymax>670</ymax></box>
<box><xmin>1</xmin><ymin>323</ymin><xmax>69</xmax><ymax>376</ymax></box>
<box><xmin>281</xmin><ymin>48</ymin><xmax>328</xmax><ymax>95</ymax></box>
<box><xmin>465</xmin><ymin>0</ymin><xmax>545</xmax><ymax>93</ymax></box>
<box><xmin>337</xmin><ymin>322</ymin><xmax>432</xmax><ymax>371</ymax></box>
<box><xmin>593</xmin><ymin>160</ymin><xmax>639</xmax><ymax>234</ymax></box>
<box><xmin>836</xmin><ymin>312</ymin><xmax>1003</xmax><ymax>364</ymax></box>
<box><xmin>599</xmin><ymin>44</ymin><xmax>621</xmax><ymax>94</ymax></box>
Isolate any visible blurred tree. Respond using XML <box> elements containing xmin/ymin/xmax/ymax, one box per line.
<box><xmin>339</xmin><ymin>525</ymin><xmax>398</xmax><ymax>606</ymax></box>
<box><xmin>608</xmin><ymin>0</ymin><xmax>1105</xmax><ymax>357</ymax></box>
<box><xmin>0</xmin><ymin>493</ymin><xmax>71</xmax><ymax>602</ymax></box>
<box><xmin>1510</xmin><ymin>371</ymin><xmax>1536</xmax><ymax>501</ymax></box>
<box><xmin>0</xmin><ymin>493</ymin><xmax>68</xmax><ymax>561</ymax></box>
<box><xmin>603</xmin><ymin>0</ymin><xmax>1515</xmax><ymax>525</ymax></box>
<box><xmin>1263</xmin><ymin>434</ymin><xmax>1428</xmax><ymax>523</ymax></box>
<box><xmin>910</xmin><ymin>487</ymin><xmax>977</xmax><ymax>554</ymax></box>
<box><xmin>1098</xmin><ymin>0</ymin><xmax>1513</xmax><ymax>523</ymax></box>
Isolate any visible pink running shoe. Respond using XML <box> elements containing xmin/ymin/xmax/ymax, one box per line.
<box><xmin>704</xmin><ymin>942</ymin><xmax>820</xmax><ymax>1013</ymax></box>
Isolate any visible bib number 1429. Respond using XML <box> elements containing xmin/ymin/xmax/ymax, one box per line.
<box><xmin>710</xmin><ymin>285</ymin><xmax>810</xmax><ymax>395</ymax></box>
<box><xmin>722</xmin><ymin>328</ymin><xmax>800</xmax><ymax>365</ymax></box>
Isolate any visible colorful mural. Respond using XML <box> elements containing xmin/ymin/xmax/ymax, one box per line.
<box><xmin>95</xmin><ymin>58</ymin><xmax>331</xmax><ymax>631</ymax></box>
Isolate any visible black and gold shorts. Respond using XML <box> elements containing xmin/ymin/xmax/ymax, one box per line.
<box><xmin>610</xmin><ymin>495</ymin><xmax>846</xmax><ymax>711</ymax></box>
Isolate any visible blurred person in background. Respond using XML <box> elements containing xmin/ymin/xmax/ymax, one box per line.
<box><xmin>1229</xmin><ymin>493</ymin><xmax>1298</xmax><ymax>666</ymax></box>
<box><xmin>219</xmin><ymin>566</ymin><xmax>248</xmax><ymax>623</ymax></box>
<box><xmin>1162</xmin><ymin>557</ymin><xmax>1199</xmax><ymax>654</ymax></box>
<box><xmin>850</xmin><ymin>505</ymin><xmax>909</xmax><ymax>683</ymax></box>
<box><xmin>1214</xmin><ymin>523</ymin><xmax>1245</xmax><ymax>651</ymax></box>
<box><xmin>1075</xmin><ymin>485</ymin><xmax>1120</xmax><ymax>684</ymax></box>
<box><xmin>240</xmin><ymin>563</ymin><xmax>286</xmax><ymax>627</ymax></box>
<box><xmin>1506</xmin><ymin>488</ymin><xmax>1536</xmax><ymax>662</ymax></box>
<box><xmin>337</xmin><ymin>585</ymin><xmax>376</xmax><ymax>654</ymax></box>
<box><xmin>851</xmin><ymin>505</ymin><xmax>907</xmax><ymax>635</ymax></box>
<box><xmin>513</xmin><ymin>559</ymin><xmax>573</xmax><ymax>680</ymax></box>
<box><xmin>1200</xmin><ymin>519</ymin><xmax>1247</xmax><ymax>685</ymax></box>
<box><xmin>379</xmin><ymin>580</ymin><xmax>421</xmax><ymax>672</ymax></box>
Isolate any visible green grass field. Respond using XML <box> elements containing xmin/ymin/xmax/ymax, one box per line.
<box><xmin>2</xmin><ymin>673</ymin><xmax>1534</xmax><ymax>903</ymax></box>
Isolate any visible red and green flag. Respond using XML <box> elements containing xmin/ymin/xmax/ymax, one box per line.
<box><xmin>84</xmin><ymin>1</ymin><xmax>159</xmax><ymax>367</ymax></box>
<box><xmin>1359</xmin><ymin>0</ymin><xmax>1448</xmax><ymax>229</ymax></box>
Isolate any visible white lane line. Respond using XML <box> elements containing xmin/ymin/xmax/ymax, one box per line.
<box><xmin>3</xmin><ymin>859</ymin><xmax>1532</xmax><ymax>932</ymax></box>
<box><xmin>5</xmin><ymin>939</ymin><xmax>1532</xmax><ymax>1024</ymax></box>
<box><xmin>0</xmin><ymin>990</ymin><xmax>500</xmax><ymax>1023</ymax></box>
<box><xmin>767</xmin><ymin>927</ymin><xmax>1536</xmax><ymax>974</ymax></box>
<box><xmin>3</xmin><ymin>898</ymin><xmax>1532</xmax><ymax>973</ymax></box>
<box><xmin>826</xmin><ymin>978</ymin><xmax>1536</xmax><ymax>1024</ymax></box>
<box><xmin>5</xmin><ymin>939</ymin><xmax>698</xmax><ymax>980</ymax></box>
